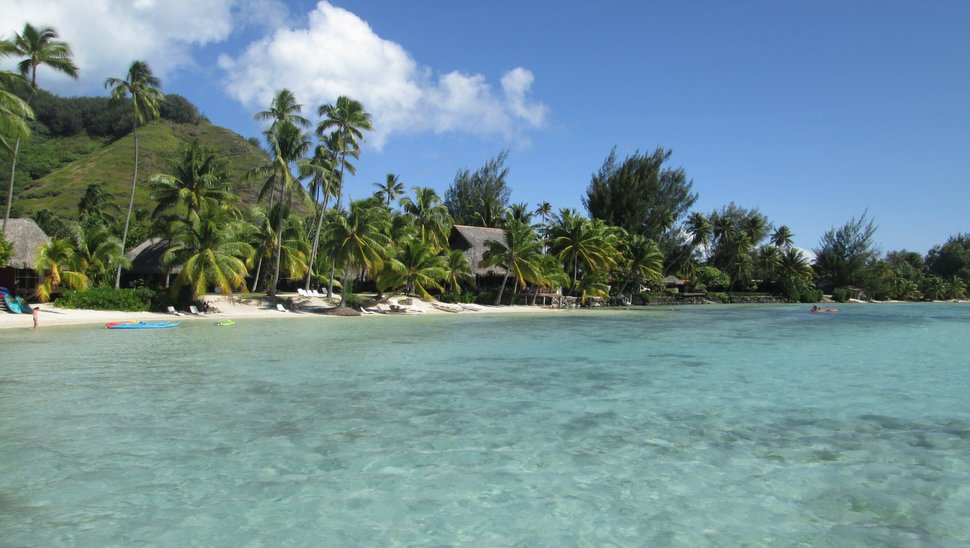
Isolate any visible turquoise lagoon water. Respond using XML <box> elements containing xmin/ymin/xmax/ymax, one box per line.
<box><xmin>1</xmin><ymin>304</ymin><xmax>969</xmax><ymax>545</ymax></box>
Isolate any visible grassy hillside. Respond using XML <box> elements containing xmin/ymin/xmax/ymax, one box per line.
<box><xmin>13</xmin><ymin>121</ymin><xmax>271</xmax><ymax>217</ymax></box>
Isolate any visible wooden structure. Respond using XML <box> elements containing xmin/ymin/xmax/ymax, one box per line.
<box><xmin>0</xmin><ymin>219</ymin><xmax>50</xmax><ymax>298</ymax></box>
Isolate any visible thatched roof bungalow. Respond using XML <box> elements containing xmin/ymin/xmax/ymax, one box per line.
<box><xmin>124</xmin><ymin>238</ymin><xmax>180</xmax><ymax>288</ymax></box>
<box><xmin>1</xmin><ymin>219</ymin><xmax>51</xmax><ymax>297</ymax></box>
<box><xmin>449</xmin><ymin>225</ymin><xmax>508</xmax><ymax>281</ymax></box>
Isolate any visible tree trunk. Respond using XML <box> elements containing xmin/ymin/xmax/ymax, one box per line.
<box><xmin>305</xmin><ymin>193</ymin><xmax>331</xmax><ymax>290</ymax></box>
<box><xmin>327</xmin><ymin>158</ymin><xmax>346</xmax><ymax>298</ymax></box>
<box><xmin>115</xmin><ymin>122</ymin><xmax>139</xmax><ymax>289</ymax></box>
<box><xmin>493</xmin><ymin>270</ymin><xmax>510</xmax><ymax>306</ymax></box>
<box><xmin>269</xmin><ymin>179</ymin><xmax>285</xmax><ymax>297</ymax></box>
<box><xmin>2</xmin><ymin>138</ymin><xmax>19</xmax><ymax>235</ymax></box>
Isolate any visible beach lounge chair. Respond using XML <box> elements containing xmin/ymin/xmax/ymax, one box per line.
<box><xmin>309</xmin><ymin>289</ymin><xmax>321</xmax><ymax>297</ymax></box>
<box><xmin>297</xmin><ymin>288</ymin><xmax>308</xmax><ymax>296</ymax></box>
<box><xmin>276</xmin><ymin>304</ymin><xmax>289</xmax><ymax>313</ymax></box>
<box><xmin>166</xmin><ymin>306</ymin><xmax>185</xmax><ymax>316</ymax></box>
<box><xmin>189</xmin><ymin>305</ymin><xmax>206</xmax><ymax>316</ymax></box>
<box><xmin>317</xmin><ymin>288</ymin><xmax>329</xmax><ymax>297</ymax></box>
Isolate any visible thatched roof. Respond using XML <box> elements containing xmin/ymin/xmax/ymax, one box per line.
<box><xmin>2</xmin><ymin>219</ymin><xmax>51</xmax><ymax>269</ymax></box>
<box><xmin>449</xmin><ymin>224</ymin><xmax>507</xmax><ymax>276</ymax></box>
<box><xmin>126</xmin><ymin>237</ymin><xmax>181</xmax><ymax>274</ymax></box>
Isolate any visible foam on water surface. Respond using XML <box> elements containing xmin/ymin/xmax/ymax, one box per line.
<box><xmin>2</xmin><ymin>304</ymin><xmax>969</xmax><ymax>544</ymax></box>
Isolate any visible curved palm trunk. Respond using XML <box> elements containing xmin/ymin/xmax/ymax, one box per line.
<box><xmin>494</xmin><ymin>269</ymin><xmax>510</xmax><ymax>306</ymax></box>
<box><xmin>326</xmin><ymin>159</ymin><xmax>346</xmax><ymax>298</ymax></box>
<box><xmin>304</xmin><ymin>193</ymin><xmax>330</xmax><ymax>290</ymax></box>
<box><xmin>268</xmin><ymin>179</ymin><xmax>286</xmax><ymax>298</ymax></box>
<box><xmin>114</xmin><ymin>122</ymin><xmax>139</xmax><ymax>289</ymax></box>
<box><xmin>2</xmin><ymin>138</ymin><xmax>19</xmax><ymax>235</ymax></box>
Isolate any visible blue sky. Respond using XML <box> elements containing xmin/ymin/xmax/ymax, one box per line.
<box><xmin>3</xmin><ymin>1</ymin><xmax>968</xmax><ymax>255</ymax></box>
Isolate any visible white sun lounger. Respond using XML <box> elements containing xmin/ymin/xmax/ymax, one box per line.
<box><xmin>276</xmin><ymin>303</ymin><xmax>289</xmax><ymax>313</ymax></box>
<box><xmin>297</xmin><ymin>288</ymin><xmax>308</xmax><ymax>296</ymax></box>
<box><xmin>166</xmin><ymin>306</ymin><xmax>184</xmax><ymax>316</ymax></box>
<box><xmin>189</xmin><ymin>305</ymin><xmax>206</xmax><ymax>316</ymax></box>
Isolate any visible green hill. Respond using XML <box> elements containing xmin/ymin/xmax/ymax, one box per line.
<box><xmin>14</xmin><ymin>120</ymin><xmax>269</xmax><ymax>217</ymax></box>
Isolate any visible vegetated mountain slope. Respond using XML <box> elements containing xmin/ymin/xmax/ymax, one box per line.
<box><xmin>17</xmin><ymin>121</ymin><xmax>271</xmax><ymax>217</ymax></box>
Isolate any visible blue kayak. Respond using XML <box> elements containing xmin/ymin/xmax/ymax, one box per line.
<box><xmin>105</xmin><ymin>321</ymin><xmax>180</xmax><ymax>329</ymax></box>
<box><xmin>2</xmin><ymin>292</ymin><xmax>21</xmax><ymax>314</ymax></box>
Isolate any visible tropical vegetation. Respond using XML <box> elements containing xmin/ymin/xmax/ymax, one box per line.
<box><xmin>3</xmin><ymin>21</ymin><xmax>967</xmax><ymax>311</ymax></box>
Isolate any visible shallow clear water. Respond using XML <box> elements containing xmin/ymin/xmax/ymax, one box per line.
<box><xmin>2</xmin><ymin>304</ymin><xmax>969</xmax><ymax>545</ymax></box>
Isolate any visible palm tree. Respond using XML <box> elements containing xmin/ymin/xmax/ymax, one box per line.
<box><xmin>163</xmin><ymin>208</ymin><xmax>254</xmax><ymax>303</ymax></box>
<box><xmin>254</xmin><ymin>88</ymin><xmax>310</xmax><ymax>131</ymax></box>
<box><xmin>244</xmin><ymin>204</ymin><xmax>309</xmax><ymax>294</ymax></box>
<box><xmin>392</xmin><ymin>239</ymin><xmax>446</xmax><ymax>299</ymax></box>
<box><xmin>67</xmin><ymin>221</ymin><xmax>129</xmax><ymax>287</ymax></box>
<box><xmin>529</xmin><ymin>253</ymin><xmax>569</xmax><ymax>305</ymax></box>
<box><xmin>322</xmin><ymin>199</ymin><xmax>389</xmax><ymax>307</ymax></box>
<box><xmin>104</xmin><ymin>60</ymin><xmax>163</xmax><ymax>288</ymax></box>
<box><xmin>771</xmin><ymin>225</ymin><xmax>795</xmax><ymax>248</ymax></box>
<box><xmin>442</xmin><ymin>249</ymin><xmax>473</xmax><ymax>299</ymax></box>
<box><xmin>399</xmin><ymin>186</ymin><xmax>452</xmax><ymax>251</ymax></box>
<box><xmin>504</xmin><ymin>202</ymin><xmax>533</xmax><ymax>225</ymax></box>
<box><xmin>317</xmin><ymin>96</ymin><xmax>372</xmax><ymax>294</ymax></box>
<box><xmin>548</xmin><ymin>211</ymin><xmax>619</xmax><ymax>295</ymax></box>
<box><xmin>1</xmin><ymin>24</ymin><xmax>78</xmax><ymax>235</ymax></box>
<box><xmin>150</xmin><ymin>140</ymin><xmax>233</xmax><ymax>222</ymax></box>
<box><xmin>480</xmin><ymin>220</ymin><xmax>542</xmax><ymax>305</ymax></box>
<box><xmin>0</xmin><ymin>70</ymin><xmax>33</xmax><ymax>234</ymax></box>
<box><xmin>303</xmin><ymin>143</ymin><xmax>337</xmax><ymax>290</ymax></box>
<box><xmin>373</xmin><ymin>173</ymin><xmax>404</xmax><ymax>207</ymax></box>
<box><xmin>616</xmin><ymin>234</ymin><xmax>664</xmax><ymax>299</ymax></box>
<box><xmin>34</xmin><ymin>238</ymin><xmax>89</xmax><ymax>302</ymax></box>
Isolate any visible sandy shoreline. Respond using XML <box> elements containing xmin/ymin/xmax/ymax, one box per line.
<box><xmin>0</xmin><ymin>293</ymin><xmax>558</xmax><ymax>331</ymax></box>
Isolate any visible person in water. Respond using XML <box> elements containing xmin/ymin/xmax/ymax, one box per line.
<box><xmin>33</xmin><ymin>306</ymin><xmax>39</xmax><ymax>328</ymax></box>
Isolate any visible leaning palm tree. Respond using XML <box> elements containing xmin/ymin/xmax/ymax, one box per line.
<box><xmin>548</xmin><ymin>211</ymin><xmax>618</xmax><ymax>295</ymax></box>
<box><xmin>480</xmin><ymin>220</ymin><xmax>543</xmax><ymax>305</ymax></box>
<box><xmin>163</xmin><ymin>208</ymin><xmax>254</xmax><ymax>303</ymax></box>
<box><xmin>105</xmin><ymin>60</ymin><xmax>163</xmax><ymax>288</ymax></box>
<box><xmin>34</xmin><ymin>238</ymin><xmax>89</xmax><ymax>302</ymax></box>
<box><xmin>1</xmin><ymin>24</ymin><xmax>78</xmax><ymax>235</ymax></box>
<box><xmin>373</xmin><ymin>173</ymin><xmax>404</xmax><ymax>207</ymax></box>
<box><xmin>0</xmin><ymin>70</ymin><xmax>33</xmax><ymax>234</ymax></box>
<box><xmin>303</xmin><ymin>143</ymin><xmax>337</xmax><ymax>291</ymax></box>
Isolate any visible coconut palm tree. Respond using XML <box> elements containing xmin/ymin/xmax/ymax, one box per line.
<box><xmin>399</xmin><ymin>186</ymin><xmax>452</xmax><ymax>251</ymax></box>
<box><xmin>163</xmin><ymin>207</ymin><xmax>254</xmax><ymax>303</ymax></box>
<box><xmin>0</xmin><ymin>70</ymin><xmax>33</xmax><ymax>234</ymax></box>
<box><xmin>323</xmin><ymin>199</ymin><xmax>389</xmax><ymax>307</ymax></box>
<box><xmin>1</xmin><ymin>24</ymin><xmax>78</xmax><ymax>235</ymax></box>
<box><xmin>616</xmin><ymin>234</ymin><xmax>664</xmax><ymax>299</ymax></box>
<box><xmin>34</xmin><ymin>238</ymin><xmax>89</xmax><ymax>302</ymax></box>
<box><xmin>303</xmin><ymin>143</ymin><xmax>337</xmax><ymax>290</ymax></box>
<box><xmin>771</xmin><ymin>225</ymin><xmax>795</xmax><ymax>248</ymax></box>
<box><xmin>442</xmin><ymin>248</ymin><xmax>473</xmax><ymax>299</ymax></box>
<box><xmin>391</xmin><ymin>239</ymin><xmax>446</xmax><ymax>299</ymax></box>
<box><xmin>480</xmin><ymin>219</ymin><xmax>542</xmax><ymax>305</ymax></box>
<box><xmin>373</xmin><ymin>173</ymin><xmax>404</xmax><ymax>207</ymax></box>
<box><xmin>529</xmin><ymin>253</ymin><xmax>569</xmax><ymax>305</ymax></box>
<box><xmin>504</xmin><ymin>202</ymin><xmax>533</xmax><ymax>225</ymax></box>
<box><xmin>548</xmin><ymin>211</ymin><xmax>619</xmax><ymax>295</ymax></box>
<box><xmin>67</xmin><ymin>221</ymin><xmax>129</xmax><ymax>287</ymax></box>
<box><xmin>254</xmin><ymin>88</ymin><xmax>310</xmax><ymax>131</ymax></box>
<box><xmin>150</xmin><ymin>140</ymin><xmax>233</xmax><ymax>222</ymax></box>
<box><xmin>105</xmin><ymin>60</ymin><xmax>163</xmax><ymax>288</ymax></box>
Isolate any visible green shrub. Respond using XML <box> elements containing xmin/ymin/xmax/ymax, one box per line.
<box><xmin>799</xmin><ymin>288</ymin><xmax>823</xmax><ymax>303</ymax></box>
<box><xmin>342</xmin><ymin>292</ymin><xmax>361</xmax><ymax>309</ymax></box>
<box><xmin>54</xmin><ymin>287</ymin><xmax>157</xmax><ymax>311</ymax></box>
<box><xmin>832</xmin><ymin>288</ymin><xmax>852</xmax><ymax>302</ymax></box>
<box><xmin>708</xmin><ymin>292</ymin><xmax>731</xmax><ymax>303</ymax></box>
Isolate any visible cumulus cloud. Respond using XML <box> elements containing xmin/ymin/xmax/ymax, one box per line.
<box><xmin>219</xmin><ymin>1</ymin><xmax>548</xmax><ymax>149</ymax></box>
<box><xmin>0</xmin><ymin>0</ymin><xmax>285</xmax><ymax>93</ymax></box>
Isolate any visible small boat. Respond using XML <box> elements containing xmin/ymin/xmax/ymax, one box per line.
<box><xmin>431</xmin><ymin>302</ymin><xmax>463</xmax><ymax>313</ymax></box>
<box><xmin>105</xmin><ymin>320</ymin><xmax>180</xmax><ymax>329</ymax></box>
<box><xmin>216</xmin><ymin>320</ymin><xmax>236</xmax><ymax>327</ymax></box>
<box><xmin>16</xmin><ymin>296</ymin><xmax>32</xmax><ymax>313</ymax></box>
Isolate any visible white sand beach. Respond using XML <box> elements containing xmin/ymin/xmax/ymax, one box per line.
<box><xmin>0</xmin><ymin>293</ymin><xmax>558</xmax><ymax>330</ymax></box>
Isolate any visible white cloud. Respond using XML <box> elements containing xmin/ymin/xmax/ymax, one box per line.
<box><xmin>219</xmin><ymin>1</ymin><xmax>548</xmax><ymax>149</ymax></box>
<box><xmin>0</xmin><ymin>0</ymin><xmax>286</xmax><ymax>93</ymax></box>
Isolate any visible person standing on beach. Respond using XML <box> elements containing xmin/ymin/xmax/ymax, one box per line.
<box><xmin>33</xmin><ymin>307</ymin><xmax>39</xmax><ymax>329</ymax></box>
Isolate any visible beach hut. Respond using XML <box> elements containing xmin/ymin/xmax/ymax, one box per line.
<box><xmin>0</xmin><ymin>219</ymin><xmax>51</xmax><ymax>298</ymax></box>
<box><xmin>124</xmin><ymin>237</ymin><xmax>180</xmax><ymax>288</ymax></box>
<box><xmin>664</xmin><ymin>275</ymin><xmax>689</xmax><ymax>293</ymax></box>
<box><xmin>448</xmin><ymin>224</ymin><xmax>508</xmax><ymax>288</ymax></box>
